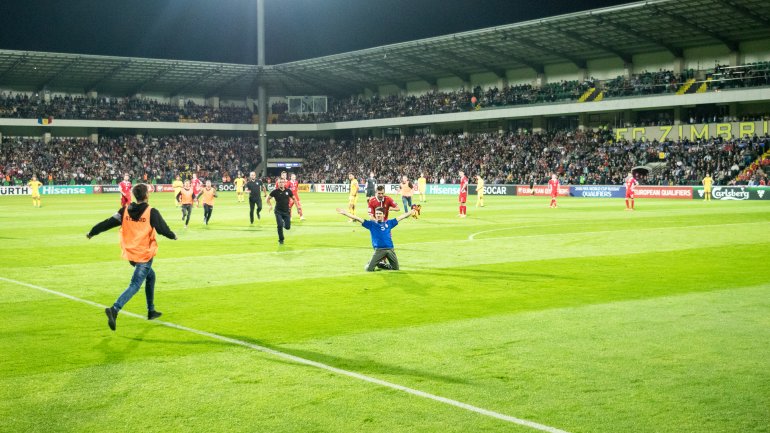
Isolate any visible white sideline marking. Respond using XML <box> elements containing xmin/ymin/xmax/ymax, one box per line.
<box><xmin>467</xmin><ymin>221</ymin><xmax>768</xmax><ymax>241</ymax></box>
<box><xmin>0</xmin><ymin>276</ymin><xmax>571</xmax><ymax>433</ymax></box>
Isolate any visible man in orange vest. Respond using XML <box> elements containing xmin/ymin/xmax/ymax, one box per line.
<box><xmin>87</xmin><ymin>183</ymin><xmax>177</xmax><ymax>331</ymax></box>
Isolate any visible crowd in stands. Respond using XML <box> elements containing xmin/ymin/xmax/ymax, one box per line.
<box><xmin>0</xmin><ymin>135</ymin><xmax>261</xmax><ymax>185</ymax></box>
<box><xmin>1</xmin><ymin>65</ymin><xmax>768</xmax><ymax>126</ymax></box>
<box><xmin>710</xmin><ymin>62</ymin><xmax>770</xmax><ymax>89</ymax></box>
<box><xmin>3</xmin><ymin>130</ymin><xmax>766</xmax><ymax>187</ymax></box>
<box><xmin>276</xmin><ymin>69</ymin><xmax>699</xmax><ymax>124</ymax></box>
<box><xmin>275</xmin><ymin>131</ymin><xmax>766</xmax><ymax>187</ymax></box>
<box><xmin>0</xmin><ymin>94</ymin><xmax>254</xmax><ymax>124</ymax></box>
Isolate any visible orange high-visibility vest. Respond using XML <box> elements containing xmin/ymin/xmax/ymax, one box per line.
<box><xmin>200</xmin><ymin>188</ymin><xmax>216</xmax><ymax>206</ymax></box>
<box><xmin>120</xmin><ymin>206</ymin><xmax>157</xmax><ymax>262</ymax></box>
<box><xmin>179</xmin><ymin>188</ymin><xmax>194</xmax><ymax>205</ymax></box>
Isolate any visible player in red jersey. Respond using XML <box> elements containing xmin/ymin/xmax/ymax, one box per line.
<box><xmin>458</xmin><ymin>170</ymin><xmax>468</xmax><ymax>217</ymax></box>
<box><xmin>287</xmin><ymin>173</ymin><xmax>305</xmax><ymax>220</ymax></box>
<box><xmin>190</xmin><ymin>173</ymin><xmax>202</xmax><ymax>197</ymax></box>
<box><xmin>368</xmin><ymin>185</ymin><xmax>399</xmax><ymax>219</ymax></box>
<box><xmin>548</xmin><ymin>173</ymin><xmax>560</xmax><ymax>208</ymax></box>
<box><xmin>625</xmin><ymin>172</ymin><xmax>638</xmax><ymax>211</ymax></box>
<box><xmin>119</xmin><ymin>174</ymin><xmax>132</xmax><ymax>207</ymax></box>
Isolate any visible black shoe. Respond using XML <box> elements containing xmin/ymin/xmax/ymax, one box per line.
<box><xmin>257</xmin><ymin>211</ymin><xmax>261</xmax><ymax>220</ymax></box>
<box><xmin>376</xmin><ymin>262</ymin><xmax>392</xmax><ymax>270</ymax></box>
<box><xmin>279</xmin><ymin>239</ymin><xmax>284</xmax><ymax>244</ymax></box>
<box><xmin>148</xmin><ymin>310</ymin><xmax>162</xmax><ymax>320</ymax></box>
<box><xmin>105</xmin><ymin>307</ymin><xmax>117</xmax><ymax>331</ymax></box>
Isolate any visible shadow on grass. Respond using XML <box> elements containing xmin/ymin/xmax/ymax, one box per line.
<box><xmin>220</xmin><ymin>333</ymin><xmax>471</xmax><ymax>386</ymax></box>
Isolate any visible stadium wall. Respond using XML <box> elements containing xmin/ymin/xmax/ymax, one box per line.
<box><xmin>742</xmin><ymin>39</ymin><xmax>770</xmax><ymax>62</ymax></box>
<box><xmin>631</xmin><ymin>52</ymin><xmax>677</xmax><ymax>74</ymax></box>
<box><xmin>585</xmin><ymin>57</ymin><xmax>626</xmax><ymax>80</ymax></box>
<box><xmin>506</xmin><ymin>68</ymin><xmax>537</xmax><ymax>86</ymax></box>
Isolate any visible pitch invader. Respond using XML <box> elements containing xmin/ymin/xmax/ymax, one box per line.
<box><xmin>119</xmin><ymin>174</ymin><xmax>132</xmax><ymax>207</ymax></box>
<box><xmin>548</xmin><ymin>174</ymin><xmax>560</xmax><ymax>208</ymax></box>
<box><xmin>458</xmin><ymin>170</ymin><xmax>468</xmax><ymax>217</ymax></box>
<box><xmin>625</xmin><ymin>172</ymin><xmax>638</xmax><ymax>211</ymax></box>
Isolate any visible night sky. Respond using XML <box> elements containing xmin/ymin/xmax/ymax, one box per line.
<box><xmin>0</xmin><ymin>0</ymin><xmax>632</xmax><ymax>65</ymax></box>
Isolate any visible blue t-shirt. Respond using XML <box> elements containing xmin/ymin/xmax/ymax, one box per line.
<box><xmin>362</xmin><ymin>218</ymin><xmax>399</xmax><ymax>249</ymax></box>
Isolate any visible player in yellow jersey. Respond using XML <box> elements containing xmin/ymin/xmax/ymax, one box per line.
<box><xmin>475</xmin><ymin>174</ymin><xmax>485</xmax><ymax>207</ymax></box>
<box><xmin>234</xmin><ymin>173</ymin><xmax>246</xmax><ymax>203</ymax></box>
<box><xmin>417</xmin><ymin>173</ymin><xmax>427</xmax><ymax>202</ymax></box>
<box><xmin>171</xmin><ymin>175</ymin><xmax>183</xmax><ymax>207</ymax></box>
<box><xmin>347</xmin><ymin>173</ymin><xmax>359</xmax><ymax>222</ymax></box>
<box><xmin>702</xmin><ymin>173</ymin><xmax>713</xmax><ymax>201</ymax></box>
<box><xmin>28</xmin><ymin>175</ymin><xmax>43</xmax><ymax>207</ymax></box>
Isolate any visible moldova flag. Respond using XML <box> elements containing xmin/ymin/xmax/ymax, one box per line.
<box><xmin>37</xmin><ymin>117</ymin><xmax>54</xmax><ymax>125</ymax></box>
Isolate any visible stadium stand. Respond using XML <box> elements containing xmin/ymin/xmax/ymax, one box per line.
<box><xmin>2</xmin><ymin>132</ymin><xmax>766</xmax><ymax>186</ymax></box>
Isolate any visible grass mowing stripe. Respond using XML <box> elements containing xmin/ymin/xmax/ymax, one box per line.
<box><xmin>0</xmin><ymin>275</ymin><xmax>572</xmax><ymax>433</ymax></box>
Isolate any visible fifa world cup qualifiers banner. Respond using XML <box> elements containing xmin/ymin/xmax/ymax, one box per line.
<box><xmin>571</xmin><ymin>185</ymin><xmax>625</xmax><ymax>198</ymax></box>
<box><xmin>517</xmin><ymin>185</ymin><xmax>570</xmax><ymax>196</ymax></box>
<box><xmin>570</xmin><ymin>185</ymin><xmax>693</xmax><ymax>199</ymax></box>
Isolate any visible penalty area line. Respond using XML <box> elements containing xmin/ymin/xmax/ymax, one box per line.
<box><xmin>0</xmin><ymin>275</ymin><xmax>571</xmax><ymax>433</ymax></box>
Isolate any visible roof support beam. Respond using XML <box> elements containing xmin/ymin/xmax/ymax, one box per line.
<box><xmin>651</xmin><ymin>6</ymin><xmax>739</xmax><ymax>52</ymax></box>
<box><xmin>84</xmin><ymin>60</ymin><xmax>132</xmax><ymax>93</ymax></box>
<box><xmin>715</xmin><ymin>0</ymin><xmax>770</xmax><ymax>27</ymax></box>
<box><xmin>37</xmin><ymin>57</ymin><xmax>81</xmax><ymax>90</ymax></box>
<box><xmin>343</xmin><ymin>63</ymin><xmax>406</xmax><ymax>90</ymax></box>
<box><xmin>505</xmin><ymin>34</ymin><xmax>587</xmax><ymax>69</ymax></box>
<box><xmin>547</xmin><ymin>25</ymin><xmax>633</xmax><ymax>64</ymax></box>
<box><xmin>589</xmin><ymin>15</ymin><xmax>683</xmax><ymax>58</ymax></box>
<box><xmin>292</xmin><ymin>68</ymin><xmax>374</xmax><ymax>92</ymax></box>
<box><xmin>414</xmin><ymin>45</ymin><xmax>471</xmax><ymax>83</ymax></box>
<box><xmin>0</xmin><ymin>53</ymin><xmax>29</xmax><ymax>83</ymax></box>
<box><xmin>128</xmin><ymin>62</ymin><xmax>179</xmax><ymax>95</ymax></box>
<box><xmin>169</xmin><ymin>66</ymin><xmax>223</xmax><ymax>97</ymax></box>
<box><xmin>466</xmin><ymin>41</ymin><xmax>544</xmax><ymax>74</ymax></box>
<box><xmin>205</xmin><ymin>68</ymin><xmax>256</xmax><ymax>98</ymax></box>
<box><xmin>278</xmin><ymin>68</ymin><xmax>359</xmax><ymax>95</ymax></box>
<box><xmin>372</xmin><ymin>57</ymin><xmax>437</xmax><ymax>87</ymax></box>
<box><xmin>430</xmin><ymin>45</ymin><xmax>507</xmax><ymax>79</ymax></box>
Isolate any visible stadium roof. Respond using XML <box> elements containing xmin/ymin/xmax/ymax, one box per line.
<box><xmin>1</xmin><ymin>0</ymin><xmax>769</xmax><ymax>98</ymax></box>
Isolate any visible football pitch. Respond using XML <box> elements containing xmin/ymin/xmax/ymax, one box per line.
<box><xmin>1</xmin><ymin>192</ymin><xmax>768</xmax><ymax>433</ymax></box>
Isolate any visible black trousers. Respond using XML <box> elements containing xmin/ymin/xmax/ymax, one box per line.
<box><xmin>249</xmin><ymin>196</ymin><xmax>262</xmax><ymax>223</ymax></box>
<box><xmin>203</xmin><ymin>204</ymin><xmax>213</xmax><ymax>223</ymax></box>
<box><xmin>274</xmin><ymin>210</ymin><xmax>291</xmax><ymax>241</ymax></box>
<box><xmin>181</xmin><ymin>204</ymin><xmax>192</xmax><ymax>225</ymax></box>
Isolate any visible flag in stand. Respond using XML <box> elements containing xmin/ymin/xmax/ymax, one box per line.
<box><xmin>37</xmin><ymin>117</ymin><xmax>54</xmax><ymax>125</ymax></box>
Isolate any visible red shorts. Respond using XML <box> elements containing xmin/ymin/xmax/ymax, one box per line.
<box><xmin>551</xmin><ymin>190</ymin><xmax>558</xmax><ymax>198</ymax></box>
<box><xmin>626</xmin><ymin>192</ymin><xmax>635</xmax><ymax>199</ymax></box>
<box><xmin>121</xmin><ymin>196</ymin><xmax>130</xmax><ymax>207</ymax></box>
<box><xmin>458</xmin><ymin>193</ymin><xmax>467</xmax><ymax>203</ymax></box>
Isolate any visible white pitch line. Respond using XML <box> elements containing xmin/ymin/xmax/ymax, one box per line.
<box><xmin>0</xmin><ymin>276</ymin><xmax>571</xmax><ymax>433</ymax></box>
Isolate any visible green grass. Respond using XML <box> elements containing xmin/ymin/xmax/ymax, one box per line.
<box><xmin>1</xmin><ymin>192</ymin><xmax>769</xmax><ymax>433</ymax></box>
